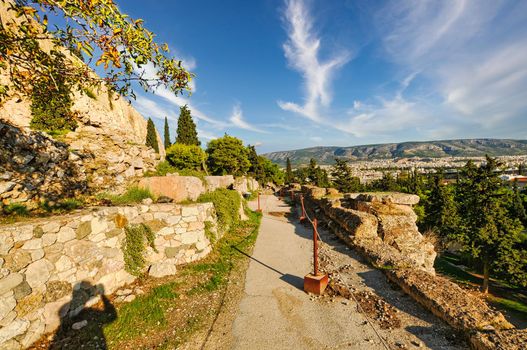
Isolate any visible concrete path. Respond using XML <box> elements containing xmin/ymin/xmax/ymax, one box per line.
<box><xmin>231</xmin><ymin>195</ymin><xmax>386</xmax><ymax>349</ymax></box>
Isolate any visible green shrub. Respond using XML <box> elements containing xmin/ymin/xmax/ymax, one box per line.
<box><xmin>154</xmin><ymin>161</ymin><xmax>178</xmax><ymax>176</ymax></box>
<box><xmin>83</xmin><ymin>87</ymin><xmax>97</xmax><ymax>99</ymax></box>
<box><xmin>30</xmin><ymin>51</ymin><xmax>77</xmax><ymax>132</ymax></box>
<box><xmin>2</xmin><ymin>203</ymin><xmax>28</xmax><ymax>216</ymax></box>
<box><xmin>166</xmin><ymin>143</ymin><xmax>207</xmax><ymax>171</ymax></box>
<box><xmin>98</xmin><ymin>186</ymin><xmax>154</xmax><ymax>205</ymax></box>
<box><xmin>123</xmin><ymin>223</ymin><xmax>156</xmax><ymax>276</ymax></box>
<box><xmin>40</xmin><ymin>198</ymin><xmax>84</xmax><ymax>212</ymax></box>
<box><xmin>198</xmin><ymin>188</ymin><xmax>241</xmax><ymax>232</ymax></box>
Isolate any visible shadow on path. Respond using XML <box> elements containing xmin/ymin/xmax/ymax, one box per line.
<box><xmin>232</xmin><ymin>246</ymin><xmax>304</xmax><ymax>291</ymax></box>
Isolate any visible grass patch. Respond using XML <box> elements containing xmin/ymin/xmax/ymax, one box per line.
<box><xmin>488</xmin><ymin>296</ymin><xmax>527</xmax><ymax>316</ymax></box>
<box><xmin>104</xmin><ymin>282</ymin><xmax>180</xmax><ymax>342</ymax></box>
<box><xmin>434</xmin><ymin>256</ymin><xmax>482</xmax><ymax>286</ymax></box>
<box><xmin>102</xmin><ymin>207</ymin><xmax>261</xmax><ymax>348</ymax></box>
<box><xmin>145</xmin><ymin>161</ymin><xmax>208</xmax><ymax>185</ymax></box>
<box><xmin>98</xmin><ymin>186</ymin><xmax>155</xmax><ymax>205</ymax></box>
<box><xmin>40</xmin><ymin>198</ymin><xmax>84</xmax><ymax>213</ymax></box>
<box><xmin>2</xmin><ymin>203</ymin><xmax>29</xmax><ymax>216</ymax></box>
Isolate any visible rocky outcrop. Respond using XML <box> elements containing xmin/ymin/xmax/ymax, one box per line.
<box><xmin>0</xmin><ymin>202</ymin><xmax>218</xmax><ymax>349</ymax></box>
<box><xmin>0</xmin><ymin>121</ymin><xmax>160</xmax><ymax>208</ymax></box>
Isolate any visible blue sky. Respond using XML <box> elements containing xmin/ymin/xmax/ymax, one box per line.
<box><xmin>117</xmin><ymin>0</ymin><xmax>527</xmax><ymax>153</ymax></box>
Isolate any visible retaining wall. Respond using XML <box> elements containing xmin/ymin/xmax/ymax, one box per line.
<box><xmin>298</xmin><ymin>185</ymin><xmax>527</xmax><ymax>350</ymax></box>
<box><xmin>0</xmin><ymin>202</ymin><xmax>218</xmax><ymax>349</ymax></box>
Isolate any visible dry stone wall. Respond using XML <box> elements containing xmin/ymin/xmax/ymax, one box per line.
<box><xmin>298</xmin><ymin>185</ymin><xmax>527</xmax><ymax>350</ymax></box>
<box><xmin>0</xmin><ymin>202</ymin><xmax>218</xmax><ymax>349</ymax></box>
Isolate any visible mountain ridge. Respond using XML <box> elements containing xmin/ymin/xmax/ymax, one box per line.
<box><xmin>264</xmin><ymin>138</ymin><xmax>527</xmax><ymax>166</ymax></box>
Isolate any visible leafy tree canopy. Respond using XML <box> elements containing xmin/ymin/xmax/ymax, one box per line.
<box><xmin>206</xmin><ymin>134</ymin><xmax>250</xmax><ymax>176</ymax></box>
<box><xmin>165</xmin><ymin>143</ymin><xmax>206</xmax><ymax>171</ymax></box>
<box><xmin>0</xmin><ymin>0</ymin><xmax>193</xmax><ymax>101</ymax></box>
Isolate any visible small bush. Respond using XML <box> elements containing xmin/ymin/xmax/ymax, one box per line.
<box><xmin>153</xmin><ymin>160</ymin><xmax>178</xmax><ymax>176</ymax></box>
<box><xmin>83</xmin><ymin>87</ymin><xmax>97</xmax><ymax>99</ymax></box>
<box><xmin>2</xmin><ymin>203</ymin><xmax>28</xmax><ymax>216</ymax></box>
<box><xmin>166</xmin><ymin>143</ymin><xmax>207</xmax><ymax>171</ymax></box>
<box><xmin>99</xmin><ymin>186</ymin><xmax>154</xmax><ymax>205</ymax></box>
<box><xmin>41</xmin><ymin>198</ymin><xmax>84</xmax><ymax>212</ymax></box>
<box><xmin>123</xmin><ymin>223</ymin><xmax>156</xmax><ymax>276</ymax></box>
<box><xmin>198</xmin><ymin>188</ymin><xmax>241</xmax><ymax>232</ymax></box>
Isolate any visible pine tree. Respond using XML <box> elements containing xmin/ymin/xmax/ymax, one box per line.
<box><xmin>453</xmin><ymin>157</ymin><xmax>524</xmax><ymax>293</ymax></box>
<box><xmin>247</xmin><ymin>145</ymin><xmax>265</xmax><ymax>183</ymax></box>
<box><xmin>145</xmin><ymin>117</ymin><xmax>159</xmax><ymax>153</ymax></box>
<box><xmin>423</xmin><ymin>170</ymin><xmax>460</xmax><ymax>241</ymax></box>
<box><xmin>331</xmin><ymin>158</ymin><xmax>361</xmax><ymax>193</ymax></box>
<box><xmin>511</xmin><ymin>181</ymin><xmax>527</xmax><ymax>225</ymax></box>
<box><xmin>176</xmin><ymin>105</ymin><xmax>200</xmax><ymax>146</ymax></box>
<box><xmin>163</xmin><ymin>116</ymin><xmax>171</xmax><ymax>149</ymax></box>
<box><xmin>285</xmin><ymin>158</ymin><xmax>294</xmax><ymax>184</ymax></box>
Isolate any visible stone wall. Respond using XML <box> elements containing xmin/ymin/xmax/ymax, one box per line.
<box><xmin>298</xmin><ymin>185</ymin><xmax>527</xmax><ymax>350</ymax></box>
<box><xmin>0</xmin><ymin>202</ymin><xmax>218</xmax><ymax>349</ymax></box>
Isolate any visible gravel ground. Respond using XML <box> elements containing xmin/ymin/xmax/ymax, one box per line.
<box><xmin>315</xmin><ymin>220</ymin><xmax>469</xmax><ymax>350</ymax></box>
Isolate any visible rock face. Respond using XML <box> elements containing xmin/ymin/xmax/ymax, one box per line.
<box><xmin>0</xmin><ymin>202</ymin><xmax>219</xmax><ymax>349</ymax></box>
<box><xmin>0</xmin><ymin>121</ymin><xmax>161</xmax><ymax>208</ymax></box>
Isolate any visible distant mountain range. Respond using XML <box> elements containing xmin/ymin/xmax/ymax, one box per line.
<box><xmin>264</xmin><ymin>139</ymin><xmax>527</xmax><ymax>166</ymax></box>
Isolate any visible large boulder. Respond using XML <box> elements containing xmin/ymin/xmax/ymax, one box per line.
<box><xmin>138</xmin><ymin>176</ymin><xmax>206</xmax><ymax>202</ymax></box>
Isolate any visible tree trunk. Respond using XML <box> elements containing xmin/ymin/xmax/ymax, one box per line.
<box><xmin>482</xmin><ymin>260</ymin><xmax>490</xmax><ymax>294</ymax></box>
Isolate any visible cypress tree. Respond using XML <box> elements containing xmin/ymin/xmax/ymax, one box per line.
<box><xmin>176</xmin><ymin>105</ymin><xmax>200</xmax><ymax>146</ymax></box>
<box><xmin>163</xmin><ymin>116</ymin><xmax>171</xmax><ymax>149</ymax></box>
<box><xmin>331</xmin><ymin>158</ymin><xmax>361</xmax><ymax>193</ymax></box>
<box><xmin>285</xmin><ymin>158</ymin><xmax>293</xmax><ymax>184</ymax></box>
<box><xmin>145</xmin><ymin>117</ymin><xmax>159</xmax><ymax>153</ymax></box>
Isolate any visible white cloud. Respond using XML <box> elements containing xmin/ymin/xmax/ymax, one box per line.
<box><xmin>133</xmin><ymin>62</ymin><xmax>227</xmax><ymax>127</ymax></box>
<box><xmin>229</xmin><ymin>104</ymin><xmax>267</xmax><ymax>133</ymax></box>
<box><xmin>341</xmin><ymin>95</ymin><xmax>425</xmax><ymax>137</ymax></box>
<box><xmin>278</xmin><ymin>0</ymin><xmax>350</xmax><ymax>122</ymax></box>
<box><xmin>376</xmin><ymin>0</ymin><xmax>527</xmax><ymax>133</ymax></box>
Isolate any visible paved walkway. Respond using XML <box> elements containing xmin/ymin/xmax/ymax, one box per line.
<box><xmin>231</xmin><ymin>195</ymin><xmax>386</xmax><ymax>350</ymax></box>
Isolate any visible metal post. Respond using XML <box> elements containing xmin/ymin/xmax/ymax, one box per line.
<box><xmin>299</xmin><ymin>195</ymin><xmax>306</xmax><ymax>221</ymax></box>
<box><xmin>313</xmin><ymin>218</ymin><xmax>319</xmax><ymax>276</ymax></box>
<box><xmin>290</xmin><ymin>190</ymin><xmax>294</xmax><ymax>202</ymax></box>
<box><xmin>256</xmin><ymin>192</ymin><xmax>262</xmax><ymax>213</ymax></box>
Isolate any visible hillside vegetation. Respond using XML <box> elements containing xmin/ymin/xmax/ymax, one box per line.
<box><xmin>265</xmin><ymin>139</ymin><xmax>527</xmax><ymax>166</ymax></box>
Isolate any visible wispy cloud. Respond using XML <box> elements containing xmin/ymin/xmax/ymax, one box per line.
<box><xmin>278</xmin><ymin>0</ymin><xmax>350</xmax><ymax>122</ymax></box>
<box><xmin>376</xmin><ymin>0</ymin><xmax>527</xmax><ymax>132</ymax></box>
<box><xmin>229</xmin><ymin>104</ymin><xmax>266</xmax><ymax>133</ymax></box>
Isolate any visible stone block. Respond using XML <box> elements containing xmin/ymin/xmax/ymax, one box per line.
<box><xmin>25</xmin><ymin>259</ymin><xmax>53</xmax><ymax>289</ymax></box>
<box><xmin>21</xmin><ymin>238</ymin><xmax>42</xmax><ymax>250</ymax></box>
<box><xmin>41</xmin><ymin>221</ymin><xmax>61</xmax><ymax>234</ymax></box>
<box><xmin>3</xmin><ymin>251</ymin><xmax>32</xmax><ymax>272</ymax></box>
<box><xmin>41</xmin><ymin>233</ymin><xmax>57</xmax><ymax>247</ymax></box>
<box><xmin>181</xmin><ymin>231</ymin><xmax>199</xmax><ymax>245</ymax></box>
<box><xmin>138</xmin><ymin>176</ymin><xmax>205</xmax><ymax>202</ymax></box>
<box><xmin>75</xmin><ymin>221</ymin><xmax>92</xmax><ymax>240</ymax></box>
<box><xmin>0</xmin><ymin>234</ymin><xmax>14</xmax><ymax>255</ymax></box>
<box><xmin>148</xmin><ymin>262</ymin><xmax>177</xmax><ymax>278</ymax></box>
<box><xmin>14</xmin><ymin>291</ymin><xmax>43</xmax><ymax>317</ymax></box>
<box><xmin>0</xmin><ymin>319</ymin><xmax>29</xmax><ymax>344</ymax></box>
<box><xmin>0</xmin><ymin>293</ymin><xmax>16</xmax><ymax>321</ymax></box>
